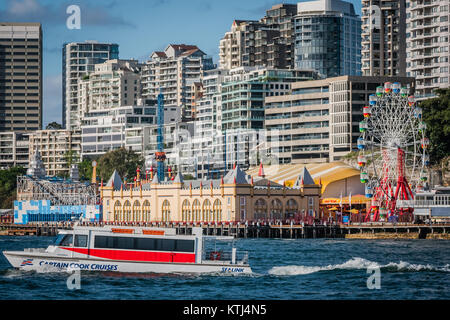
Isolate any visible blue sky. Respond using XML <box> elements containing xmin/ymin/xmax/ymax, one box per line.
<box><xmin>0</xmin><ymin>0</ymin><xmax>362</xmax><ymax>127</ymax></box>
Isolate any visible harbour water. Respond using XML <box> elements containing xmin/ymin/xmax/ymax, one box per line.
<box><xmin>0</xmin><ymin>236</ymin><xmax>448</xmax><ymax>300</ymax></box>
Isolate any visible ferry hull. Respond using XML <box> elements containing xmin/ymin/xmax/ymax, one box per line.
<box><xmin>2</xmin><ymin>251</ymin><xmax>252</xmax><ymax>275</ymax></box>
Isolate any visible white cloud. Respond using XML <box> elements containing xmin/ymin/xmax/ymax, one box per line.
<box><xmin>9</xmin><ymin>0</ymin><xmax>42</xmax><ymax>15</ymax></box>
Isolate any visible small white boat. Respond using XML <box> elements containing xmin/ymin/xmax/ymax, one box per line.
<box><xmin>2</xmin><ymin>226</ymin><xmax>252</xmax><ymax>274</ymax></box>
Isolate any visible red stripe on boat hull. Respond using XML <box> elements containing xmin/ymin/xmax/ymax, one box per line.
<box><xmin>61</xmin><ymin>247</ymin><xmax>196</xmax><ymax>263</ymax></box>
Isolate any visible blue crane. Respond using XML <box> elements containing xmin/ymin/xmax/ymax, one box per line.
<box><xmin>155</xmin><ymin>90</ymin><xmax>166</xmax><ymax>182</ymax></box>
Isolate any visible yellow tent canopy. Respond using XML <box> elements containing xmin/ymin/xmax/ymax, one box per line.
<box><xmin>246</xmin><ymin>162</ymin><xmax>360</xmax><ymax>194</ymax></box>
<box><xmin>320</xmin><ymin>194</ymin><xmax>371</xmax><ymax>205</ymax></box>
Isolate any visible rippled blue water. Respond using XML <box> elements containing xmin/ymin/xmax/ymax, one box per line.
<box><xmin>0</xmin><ymin>236</ymin><xmax>449</xmax><ymax>300</ymax></box>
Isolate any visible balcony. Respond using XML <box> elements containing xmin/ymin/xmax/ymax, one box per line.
<box><xmin>423</xmin><ymin>0</ymin><xmax>439</xmax><ymax>7</ymax></box>
<box><xmin>410</xmin><ymin>14</ymin><xmax>424</xmax><ymax>22</ymax></box>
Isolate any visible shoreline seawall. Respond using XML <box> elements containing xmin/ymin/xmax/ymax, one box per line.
<box><xmin>346</xmin><ymin>232</ymin><xmax>450</xmax><ymax>240</ymax></box>
<box><xmin>1</xmin><ymin>222</ymin><xmax>450</xmax><ymax>239</ymax></box>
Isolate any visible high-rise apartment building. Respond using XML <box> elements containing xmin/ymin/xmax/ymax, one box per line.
<box><xmin>62</xmin><ymin>41</ymin><xmax>119</xmax><ymax>130</ymax></box>
<box><xmin>141</xmin><ymin>44</ymin><xmax>214</xmax><ymax>121</ymax></box>
<box><xmin>0</xmin><ymin>23</ymin><xmax>42</xmax><ymax>132</ymax></box>
<box><xmin>77</xmin><ymin>59</ymin><xmax>142</xmax><ymax>115</ymax></box>
<box><xmin>184</xmin><ymin>69</ymin><xmax>226</xmax><ymax>178</ymax></box>
<box><xmin>361</xmin><ymin>0</ymin><xmax>407</xmax><ymax>77</ymax></box>
<box><xmin>219</xmin><ymin>20</ymin><xmax>256</xmax><ymax>70</ymax></box>
<box><xmin>406</xmin><ymin>0</ymin><xmax>450</xmax><ymax>100</ymax></box>
<box><xmin>220</xmin><ymin>67</ymin><xmax>316</xmax><ymax>132</ymax></box>
<box><xmin>259</xmin><ymin>4</ymin><xmax>298</xmax><ymax>69</ymax></box>
<box><xmin>219</xmin><ymin>4</ymin><xmax>298</xmax><ymax>70</ymax></box>
<box><xmin>294</xmin><ymin>0</ymin><xmax>362</xmax><ymax>78</ymax></box>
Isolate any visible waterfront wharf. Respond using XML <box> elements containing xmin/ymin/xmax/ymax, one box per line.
<box><xmin>0</xmin><ymin>222</ymin><xmax>73</xmax><ymax>236</ymax></box>
<box><xmin>1</xmin><ymin>221</ymin><xmax>449</xmax><ymax>239</ymax></box>
<box><xmin>173</xmin><ymin>222</ymin><xmax>450</xmax><ymax>239</ymax></box>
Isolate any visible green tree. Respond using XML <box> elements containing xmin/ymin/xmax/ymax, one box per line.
<box><xmin>421</xmin><ymin>88</ymin><xmax>450</xmax><ymax>165</ymax></box>
<box><xmin>96</xmin><ymin>148</ymin><xmax>144</xmax><ymax>182</ymax></box>
<box><xmin>65</xmin><ymin>149</ymin><xmax>79</xmax><ymax>168</ymax></box>
<box><xmin>342</xmin><ymin>151</ymin><xmax>358</xmax><ymax>160</ymax></box>
<box><xmin>0</xmin><ymin>167</ymin><xmax>26</xmax><ymax>209</ymax></box>
<box><xmin>45</xmin><ymin>122</ymin><xmax>62</xmax><ymax>130</ymax></box>
<box><xmin>78</xmin><ymin>159</ymin><xmax>94</xmax><ymax>181</ymax></box>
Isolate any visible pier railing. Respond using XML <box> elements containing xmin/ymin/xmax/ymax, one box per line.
<box><xmin>397</xmin><ymin>198</ymin><xmax>450</xmax><ymax>207</ymax></box>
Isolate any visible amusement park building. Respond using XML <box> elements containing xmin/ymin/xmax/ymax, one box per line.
<box><xmin>100</xmin><ymin>165</ymin><xmax>321</xmax><ymax>223</ymax></box>
<box><xmin>14</xmin><ymin>150</ymin><xmax>101</xmax><ymax>224</ymax></box>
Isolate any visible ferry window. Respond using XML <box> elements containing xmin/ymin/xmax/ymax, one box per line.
<box><xmin>74</xmin><ymin>235</ymin><xmax>88</xmax><ymax>247</ymax></box>
<box><xmin>54</xmin><ymin>234</ymin><xmax>65</xmax><ymax>246</ymax></box>
<box><xmin>175</xmin><ymin>240</ymin><xmax>195</xmax><ymax>253</ymax></box>
<box><xmin>116</xmin><ymin>237</ymin><xmax>134</xmax><ymax>250</ymax></box>
<box><xmin>135</xmin><ymin>238</ymin><xmax>156</xmax><ymax>250</ymax></box>
<box><xmin>157</xmin><ymin>239</ymin><xmax>175</xmax><ymax>251</ymax></box>
<box><xmin>60</xmin><ymin>234</ymin><xmax>73</xmax><ymax>247</ymax></box>
<box><xmin>94</xmin><ymin>236</ymin><xmax>194</xmax><ymax>252</ymax></box>
<box><xmin>95</xmin><ymin>236</ymin><xmax>113</xmax><ymax>248</ymax></box>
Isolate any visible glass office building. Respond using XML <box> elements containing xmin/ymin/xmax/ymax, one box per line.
<box><xmin>294</xmin><ymin>0</ymin><xmax>361</xmax><ymax>78</ymax></box>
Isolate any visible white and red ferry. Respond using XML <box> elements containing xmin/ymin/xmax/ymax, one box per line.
<box><xmin>2</xmin><ymin>226</ymin><xmax>252</xmax><ymax>274</ymax></box>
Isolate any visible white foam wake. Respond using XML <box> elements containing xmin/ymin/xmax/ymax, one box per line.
<box><xmin>268</xmin><ymin>257</ymin><xmax>450</xmax><ymax>276</ymax></box>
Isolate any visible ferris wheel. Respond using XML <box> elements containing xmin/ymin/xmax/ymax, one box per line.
<box><xmin>357</xmin><ymin>82</ymin><xmax>429</xmax><ymax>220</ymax></box>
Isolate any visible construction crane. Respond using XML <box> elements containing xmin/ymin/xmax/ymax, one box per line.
<box><xmin>155</xmin><ymin>89</ymin><xmax>166</xmax><ymax>181</ymax></box>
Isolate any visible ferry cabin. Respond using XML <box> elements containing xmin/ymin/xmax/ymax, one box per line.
<box><xmin>51</xmin><ymin>227</ymin><xmax>202</xmax><ymax>264</ymax></box>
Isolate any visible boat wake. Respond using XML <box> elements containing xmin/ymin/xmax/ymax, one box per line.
<box><xmin>268</xmin><ymin>257</ymin><xmax>450</xmax><ymax>276</ymax></box>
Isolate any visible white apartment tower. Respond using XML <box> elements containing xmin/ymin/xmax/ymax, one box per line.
<box><xmin>406</xmin><ymin>0</ymin><xmax>450</xmax><ymax>100</ymax></box>
<box><xmin>77</xmin><ymin>59</ymin><xmax>142</xmax><ymax>115</ymax></box>
<box><xmin>361</xmin><ymin>0</ymin><xmax>407</xmax><ymax>76</ymax></box>
<box><xmin>62</xmin><ymin>41</ymin><xmax>119</xmax><ymax>130</ymax></box>
<box><xmin>219</xmin><ymin>4</ymin><xmax>298</xmax><ymax>70</ymax></box>
<box><xmin>185</xmin><ymin>69</ymin><xmax>226</xmax><ymax>178</ymax></box>
<box><xmin>219</xmin><ymin>20</ymin><xmax>250</xmax><ymax>70</ymax></box>
<box><xmin>141</xmin><ymin>44</ymin><xmax>214</xmax><ymax>120</ymax></box>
